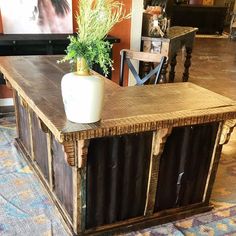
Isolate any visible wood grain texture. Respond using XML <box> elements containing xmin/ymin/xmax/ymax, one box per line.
<box><xmin>62</xmin><ymin>141</ymin><xmax>76</xmax><ymax>167</ymax></box>
<box><xmin>52</xmin><ymin>136</ymin><xmax>73</xmax><ymax>219</ymax></box>
<box><xmin>121</xmin><ymin>49</ymin><xmax>165</xmax><ymax>62</ymax></box>
<box><xmin>145</xmin><ymin>128</ymin><xmax>172</xmax><ymax>216</ymax></box>
<box><xmin>84</xmin><ymin>202</ymin><xmax>212</xmax><ymax>235</ymax></box>
<box><xmin>1</xmin><ymin>55</ymin><xmax>236</xmax><ymax>143</ymax></box>
<box><xmin>203</xmin><ymin>122</ymin><xmax>223</xmax><ymax>203</ymax></box>
<box><xmin>142</xmin><ymin>26</ymin><xmax>198</xmax><ymax>43</ymax></box>
<box><xmin>16</xmin><ymin>93</ymin><xmax>31</xmax><ymax>154</ymax></box>
<box><xmin>31</xmin><ymin>112</ymin><xmax>49</xmax><ymax>181</ymax></box>
<box><xmin>78</xmin><ymin>140</ymin><xmax>90</xmax><ymax>168</ymax></box>
<box><xmin>47</xmin><ymin>132</ymin><xmax>54</xmax><ymax>190</ymax></box>
<box><xmin>73</xmin><ymin>140</ymin><xmax>89</xmax><ymax>233</ymax></box>
<box><xmin>13</xmin><ymin>90</ymin><xmax>20</xmax><ymax>138</ymax></box>
<box><xmin>219</xmin><ymin>119</ymin><xmax>236</xmax><ymax>145</ymax></box>
<box><xmin>72</xmin><ymin>165</ymin><xmax>87</xmax><ymax>234</ymax></box>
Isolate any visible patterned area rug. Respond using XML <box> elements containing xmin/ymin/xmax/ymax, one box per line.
<box><xmin>124</xmin><ymin>205</ymin><xmax>236</xmax><ymax>236</ymax></box>
<box><xmin>1</xmin><ymin>115</ymin><xmax>236</xmax><ymax>236</ymax></box>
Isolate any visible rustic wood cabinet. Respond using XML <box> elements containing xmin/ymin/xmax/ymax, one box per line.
<box><xmin>171</xmin><ymin>5</ymin><xmax>228</xmax><ymax>34</ymax></box>
<box><xmin>0</xmin><ymin>55</ymin><xmax>236</xmax><ymax>235</ymax></box>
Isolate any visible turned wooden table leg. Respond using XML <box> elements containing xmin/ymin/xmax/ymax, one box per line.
<box><xmin>182</xmin><ymin>47</ymin><xmax>192</xmax><ymax>82</ymax></box>
<box><xmin>169</xmin><ymin>53</ymin><xmax>177</xmax><ymax>83</ymax></box>
<box><xmin>159</xmin><ymin>61</ymin><xmax>168</xmax><ymax>83</ymax></box>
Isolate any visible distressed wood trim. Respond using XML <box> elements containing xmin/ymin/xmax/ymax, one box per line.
<box><xmin>38</xmin><ymin>118</ymin><xmax>49</xmax><ymax>133</ymax></box>
<box><xmin>73</xmin><ymin>140</ymin><xmax>89</xmax><ymax>234</ymax></box>
<box><xmin>160</xmin><ymin>41</ymin><xmax>169</xmax><ymax>56</ymax></box>
<box><xmin>144</xmin><ymin>128</ymin><xmax>172</xmax><ymax>215</ymax></box>
<box><xmin>202</xmin><ymin>122</ymin><xmax>223</xmax><ymax>203</ymax></box>
<box><xmin>13</xmin><ymin>90</ymin><xmax>20</xmax><ymax>138</ymax></box>
<box><xmin>78</xmin><ymin>140</ymin><xmax>90</xmax><ymax>169</ymax></box>
<box><xmin>203</xmin><ymin>119</ymin><xmax>236</xmax><ymax>203</ymax></box>
<box><xmin>28</xmin><ymin>109</ymin><xmax>35</xmax><ymax>161</ymax></box>
<box><xmin>121</xmin><ymin>49</ymin><xmax>165</xmax><ymax>62</ymax></box>
<box><xmin>85</xmin><ymin>202</ymin><xmax>211</xmax><ymax>236</ymax></box>
<box><xmin>47</xmin><ymin>132</ymin><xmax>54</xmax><ymax>190</ymax></box>
<box><xmin>72</xmin><ymin>167</ymin><xmax>79</xmax><ymax>234</ymax></box>
<box><xmin>19</xmin><ymin>95</ymin><xmax>28</xmax><ymax>109</ymax></box>
<box><xmin>219</xmin><ymin>119</ymin><xmax>236</xmax><ymax>145</ymax></box>
<box><xmin>62</xmin><ymin>141</ymin><xmax>76</xmax><ymax>167</ymax></box>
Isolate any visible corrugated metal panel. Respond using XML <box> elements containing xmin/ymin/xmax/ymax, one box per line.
<box><xmin>155</xmin><ymin>122</ymin><xmax>219</xmax><ymax>211</ymax></box>
<box><xmin>86</xmin><ymin>132</ymin><xmax>153</xmax><ymax>229</ymax></box>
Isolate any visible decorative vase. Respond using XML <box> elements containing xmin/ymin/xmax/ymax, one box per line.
<box><xmin>61</xmin><ymin>57</ymin><xmax>104</xmax><ymax>123</ymax></box>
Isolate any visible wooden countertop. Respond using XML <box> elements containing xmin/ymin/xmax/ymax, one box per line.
<box><xmin>0</xmin><ymin>55</ymin><xmax>236</xmax><ymax>142</ymax></box>
<box><xmin>142</xmin><ymin>26</ymin><xmax>198</xmax><ymax>42</ymax></box>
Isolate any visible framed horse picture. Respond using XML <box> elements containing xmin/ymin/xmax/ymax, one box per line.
<box><xmin>0</xmin><ymin>0</ymin><xmax>73</xmax><ymax>34</ymax></box>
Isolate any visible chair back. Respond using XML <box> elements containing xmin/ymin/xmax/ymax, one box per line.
<box><xmin>119</xmin><ymin>49</ymin><xmax>167</xmax><ymax>86</ymax></box>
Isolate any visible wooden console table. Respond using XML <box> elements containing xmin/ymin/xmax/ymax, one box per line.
<box><xmin>142</xmin><ymin>26</ymin><xmax>198</xmax><ymax>82</ymax></box>
<box><xmin>0</xmin><ymin>55</ymin><xmax>236</xmax><ymax>235</ymax></box>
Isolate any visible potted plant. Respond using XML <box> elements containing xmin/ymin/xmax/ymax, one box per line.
<box><xmin>59</xmin><ymin>0</ymin><xmax>130</xmax><ymax>123</ymax></box>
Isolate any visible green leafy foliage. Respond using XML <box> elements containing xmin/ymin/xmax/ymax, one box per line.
<box><xmin>61</xmin><ymin>36</ymin><xmax>113</xmax><ymax>76</ymax></box>
<box><xmin>59</xmin><ymin>0</ymin><xmax>130</xmax><ymax>77</ymax></box>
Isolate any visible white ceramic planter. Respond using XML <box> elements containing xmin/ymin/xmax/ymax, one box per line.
<box><xmin>61</xmin><ymin>72</ymin><xmax>104</xmax><ymax>123</ymax></box>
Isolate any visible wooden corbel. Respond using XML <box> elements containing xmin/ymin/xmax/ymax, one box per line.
<box><xmin>219</xmin><ymin>119</ymin><xmax>236</xmax><ymax>145</ymax></box>
<box><xmin>153</xmin><ymin>128</ymin><xmax>173</xmax><ymax>156</ymax></box>
<box><xmin>62</xmin><ymin>140</ymin><xmax>90</xmax><ymax>167</ymax></box>
<box><xmin>62</xmin><ymin>141</ymin><xmax>76</xmax><ymax>166</ymax></box>
<box><xmin>38</xmin><ymin>118</ymin><xmax>49</xmax><ymax>133</ymax></box>
<box><xmin>19</xmin><ymin>96</ymin><xmax>28</xmax><ymax>109</ymax></box>
<box><xmin>78</xmin><ymin>140</ymin><xmax>90</xmax><ymax>168</ymax></box>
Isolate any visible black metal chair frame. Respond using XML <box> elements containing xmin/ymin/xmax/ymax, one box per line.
<box><xmin>119</xmin><ymin>49</ymin><xmax>167</xmax><ymax>86</ymax></box>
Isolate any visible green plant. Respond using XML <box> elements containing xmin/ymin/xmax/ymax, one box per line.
<box><xmin>59</xmin><ymin>0</ymin><xmax>130</xmax><ymax>76</ymax></box>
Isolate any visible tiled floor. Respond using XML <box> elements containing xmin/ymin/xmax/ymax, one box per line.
<box><xmin>176</xmin><ymin>38</ymin><xmax>236</xmax><ymax>101</ymax></box>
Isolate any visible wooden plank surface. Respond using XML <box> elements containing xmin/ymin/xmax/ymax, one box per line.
<box><xmin>0</xmin><ymin>55</ymin><xmax>236</xmax><ymax>142</ymax></box>
<box><xmin>142</xmin><ymin>26</ymin><xmax>198</xmax><ymax>42</ymax></box>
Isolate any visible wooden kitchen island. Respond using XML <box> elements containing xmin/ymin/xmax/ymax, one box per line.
<box><xmin>0</xmin><ymin>56</ymin><xmax>236</xmax><ymax>235</ymax></box>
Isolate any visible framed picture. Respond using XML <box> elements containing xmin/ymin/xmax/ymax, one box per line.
<box><xmin>0</xmin><ymin>0</ymin><xmax>73</xmax><ymax>34</ymax></box>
